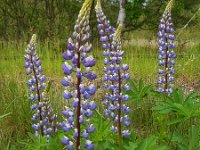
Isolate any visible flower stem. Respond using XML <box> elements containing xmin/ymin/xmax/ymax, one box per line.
<box><xmin>118</xmin><ymin>70</ymin><xmax>122</xmax><ymax>150</ymax></box>
<box><xmin>164</xmin><ymin>23</ymin><xmax>169</xmax><ymax>94</ymax></box>
<box><xmin>31</xmin><ymin>55</ymin><xmax>44</xmax><ymax>136</ymax></box>
<box><xmin>76</xmin><ymin>41</ymin><xmax>81</xmax><ymax>150</ymax></box>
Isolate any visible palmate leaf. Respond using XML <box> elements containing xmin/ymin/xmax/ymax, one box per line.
<box><xmin>172</xmin><ymin>125</ymin><xmax>200</xmax><ymax>150</ymax></box>
<box><xmin>123</xmin><ymin>135</ymin><xmax>168</xmax><ymax>150</ymax></box>
<box><xmin>136</xmin><ymin>135</ymin><xmax>168</xmax><ymax>150</ymax></box>
<box><xmin>138</xmin><ymin>79</ymin><xmax>144</xmax><ymax>91</ymax></box>
<box><xmin>153</xmin><ymin>100</ymin><xmax>175</xmax><ymax>113</ymax></box>
<box><xmin>185</xmin><ymin>92</ymin><xmax>199</xmax><ymax>102</ymax></box>
<box><xmin>188</xmin><ymin>125</ymin><xmax>200</xmax><ymax>150</ymax></box>
<box><xmin>130</xmin><ymin>80</ymin><xmax>138</xmax><ymax>94</ymax></box>
<box><xmin>136</xmin><ymin>135</ymin><xmax>158</xmax><ymax>150</ymax></box>
<box><xmin>91</xmin><ymin>110</ymin><xmax>113</xmax><ymax>148</ymax></box>
<box><xmin>127</xmin><ymin>79</ymin><xmax>152</xmax><ymax>107</ymax></box>
<box><xmin>18</xmin><ymin>132</ymin><xmax>48</xmax><ymax>150</ymax></box>
<box><xmin>153</xmin><ymin>89</ymin><xmax>200</xmax><ymax>125</ymax></box>
<box><xmin>171</xmin><ymin>88</ymin><xmax>184</xmax><ymax>104</ymax></box>
<box><xmin>124</xmin><ymin>141</ymin><xmax>138</xmax><ymax>150</ymax></box>
<box><xmin>171</xmin><ymin>103</ymin><xmax>191</xmax><ymax>116</ymax></box>
<box><xmin>171</xmin><ymin>131</ymin><xmax>187</xmax><ymax>150</ymax></box>
<box><xmin>101</xmin><ymin>140</ymin><xmax>118</xmax><ymax>150</ymax></box>
<box><xmin>46</xmin><ymin>132</ymin><xmax>65</xmax><ymax>150</ymax></box>
<box><xmin>167</xmin><ymin>117</ymin><xmax>187</xmax><ymax>125</ymax></box>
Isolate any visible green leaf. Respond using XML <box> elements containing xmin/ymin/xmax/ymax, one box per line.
<box><xmin>188</xmin><ymin>125</ymin><xmax>200</xmax><ymax>150</ymax></box>
<box><xmin>130</xmin><ymin>80</ymin><xmax>138</xmax><ymax>93</ymax></box>
<box><xmin>153</xmin><ymin>89</ymin><xmax>200</xmax><ymax>125</ymax></box>
<box><xmin>140</xmin><ymin>84</ymin><xmax>152</xmax><ymax>98</ymax></box>
<box><xmin>137</xmin><ymin>135</ymin><xmax>158</xmax><ymax>150</ymax></box>
<box><xmin>167</xmin><ymin>117</ymin><xmax>186</xmax><ymax>125</ymax></box>
<box><xmin>127</xmin><ymin>79</ymin><xmax>151</xmax><ymax>107</ymax></box>
<box><xmin>124</xmin><ymin>142</ymin><xmax>137</xmax><ymax>150</ymax></box>
<box><xmin>138</xmin><ymin>79</ymin><xmax>144</xmax><ymax>91</ymax></box>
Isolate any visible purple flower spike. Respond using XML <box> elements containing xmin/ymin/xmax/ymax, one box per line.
<box><xmin>96</xmin><ymin>0</ymin><xmax>131</xmax><ymax>146</ymax></box>
<box><xmin>24</xmin><ymin>34</ymin><xmax>57</xmax><ymax>138</ymax></box>
<box><xmin>61</xmin><ymin>0</ymin><xmax>96</xmax><ymax>149</ymax></box>
<box><xmin>157</xmin><ymin>1</ymin><xmax>176</xmax><ymax>94</ymax></box>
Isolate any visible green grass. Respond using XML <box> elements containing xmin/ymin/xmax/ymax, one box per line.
<box><xmin>0</xmin><ymin>37</ymin><xmax>199</xmax><ymax>84</ymax></box>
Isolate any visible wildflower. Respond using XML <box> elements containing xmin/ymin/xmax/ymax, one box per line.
<box><xmin>24</xmin><ymin>35</ymin><xmax>57</xmax><ymax>138</ymax></box>
<box><xmin>61</xmin><ymin>0</ymin><xmax>96</xmax><ymax>149</ymax></box>
<box><xmin>96</xmin><ymin>0</ymin><xmax>131</xmax><ymax>148</ymax></box>
<box><xmin>157</xmin><ymin>0</ymin><xmax>176</xmax><ymax>94</ymax></box>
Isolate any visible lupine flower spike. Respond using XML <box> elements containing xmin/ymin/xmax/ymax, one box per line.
<box><xmin>42</xmin><ymin>81</ymin><xmax>58</xmax><ymax>137</ymax></box>
<box><xmin>157</xmin><ymin>0</ymin><xmax>176</xmax><ymax>94</ymax></box>
<box><xmin>24</xmin><ymin>34</ymin><xmax>57</xmax><ymax>138</ymax></box>
<box><xmin>61</xmin><ymin>0</ymin><xmax>96</xmax><ymax>149</ymax></box>
<box><xmin>95</xmin><ymin>0</ymin><xmax>115</xmax><ymax>57</ymax></box>
<box><xmin>96</xmin><ymin>1</ymin><xmax>131</xmax><ymax>148</ymax></box>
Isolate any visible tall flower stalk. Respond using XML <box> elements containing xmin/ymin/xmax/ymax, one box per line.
<box><xmin>61</xmin><ymin>0</ymin><xmax>96</xmax><ymax>149</ymax></box>
<box><xmin>157</xmin><ymin>0</ymin><xmax>176</xmax><ymax>94</ymax></box>
<box><xmin>95</xmin><ymin>0</ymin><xmax>115</xmax><ymax>102</ymax></box>
<box><xmin>24</xmin><ymin>34</ymin><xmax>57</xmax><ymax>138</ymax></box>
<box><xmin>96</xmin><ymin>1</ymin><xmax>131</xmax><ymax>149</ymax></box>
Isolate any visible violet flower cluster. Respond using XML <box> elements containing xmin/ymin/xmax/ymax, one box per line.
<box><xmin>61</xmin><ymin>0</ymin><xmax>96</xmax><ymax>149</ymax></box>
<box><xmin>24</xmin><ymin>34</ymin><xmax>57</xmax><ymax>138</ymax></box>
<box><xmin>96</xmin><ymin>0</ymin><xmax>131</xmax><ymax>138</ymax></box>
<box><xmin>157</xmin><ymin>0</ymin><xmax>176</xmax><ymax>94</ymax></box>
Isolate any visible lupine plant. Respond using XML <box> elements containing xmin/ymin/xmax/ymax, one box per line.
<box><xmin>19</xmin><ymin>0</ymin><xmax>197</xmax><ymax>150</ymax></box>
<box><xmin>24</xmin><ymin>34</ymin><xmax>57</xmax><ymax>138</ymax></box>
<box><xmin>96</xmin><ymin>1</ymin><xmax>131</xmax><ymax>149</ymax></box>
<box><xmin>157</xmin><ymin>0</ymin><xmax>176</xmax><ymax>94</ymax></box>
<box><xmin>61</xmin><ymin>0</ymin><xmax>97</xmax><ymax>149</ymax></box>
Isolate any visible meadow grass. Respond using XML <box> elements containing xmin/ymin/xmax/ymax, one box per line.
<box><xmin>0</xmin><ymin>30</ymin><xmax>200</xmax><ymax>149</ymax></box>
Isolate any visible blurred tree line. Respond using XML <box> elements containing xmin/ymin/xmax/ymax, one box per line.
<box><xmin>0</xmin><ymin>0</ymin><xmax>199</xmax><ymax>43</ymax></box>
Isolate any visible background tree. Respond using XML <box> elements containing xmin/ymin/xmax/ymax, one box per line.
<box><xmin>0</xmin><ymin>0</ymin><xmax>199</xmax><ymax>43</ymax></box>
